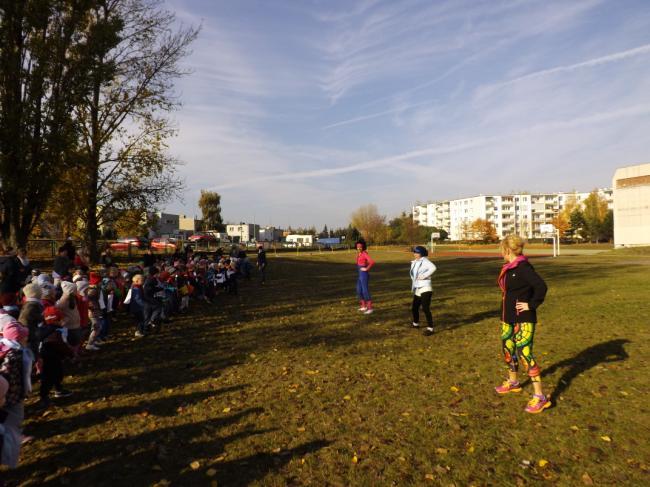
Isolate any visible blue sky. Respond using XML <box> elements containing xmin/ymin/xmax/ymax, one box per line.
<box><xmin>163</xmin><ymin>0</ymin><xmax>650</xmax><ymax>228</ymax></box>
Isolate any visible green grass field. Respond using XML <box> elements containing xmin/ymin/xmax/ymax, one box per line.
<box><xmin>5</xmin><ymin>249</ymin><xmax>649</xmax><ymax>486</ymax></box>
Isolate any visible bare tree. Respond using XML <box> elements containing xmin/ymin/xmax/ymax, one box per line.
<box><xmin>74</xmin><ymin>0</ymin><xmax>198</xmax><ymax>259</ymax></box>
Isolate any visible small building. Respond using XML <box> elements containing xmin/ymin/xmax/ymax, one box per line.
<box><xmin>316</xmin><ymin>237</ymin><xmax>341</xmax><ymax>246</ymax></box>
<box><xmin>151</xmin><ymin>212</ymin><xmax>179</xmax><ymax>236</ymax></box>
<box><xmin>613</xmin><ymin>163</ymin><xmax>650</xmax><ymax>248</ymax></box>
<box><xmin>285</xmin><ymin>234</ymin><xmax>313</xmax><ymax>247</ymax></box>
<box><xmin>179</xmin><ymin>215</ymin><xmax>200</xmax><ymax>234</ymax></box>
<box><xmin>258</xmin><ymin>226</ymin><xmax>283</xmax><ymax>242</ymax></box>
<box><xmin>226</xmin><ymin>223</ymin><xmax>260</xmax><ymax>243</ymax></box>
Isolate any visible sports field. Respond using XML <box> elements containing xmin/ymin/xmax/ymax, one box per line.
<box><xmin>7</xmin><ymin>249</ymin><xmax>650</xmax><ymax>486</ymax></box>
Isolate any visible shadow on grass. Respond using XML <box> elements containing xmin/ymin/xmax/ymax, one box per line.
<box><xmin>11</xmin><ymin>407</ymin><xmax>271</xmax><ymax>485</ymax></box>
<box><xmin>27</xmin><ymin>385</ymin><xmax>248</xmax><ymax>437</ymax></box>
<box><xmin>181</xmin><ymin>439</ymin><xmax>333</xmax><ymax>486</ymax></box>
<box><xmin>543</xmin><ymin>339</ymin><xmax>630</xmax><ymax>402</ymax></box>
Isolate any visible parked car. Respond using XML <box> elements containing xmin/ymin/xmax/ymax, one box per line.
<box><xmin>150</xmin><ymin>237</ymin><xmax>178</xmax><ymax>251</ymax></box>
<box><xmin>188</xmin><ymin>232</ymin><xmax>217</xmax><ymax>243</ymax></box>
<box><xmin>109</xmin><ymin>237</ymin><xmax>149</xmax><ymax>251</ymax></box>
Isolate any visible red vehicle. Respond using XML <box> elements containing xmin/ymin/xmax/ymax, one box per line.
<box><xmin>150</xmin><ymin>237</ymin><xmax>178</xmax><ymax>251</ymax></box>
<box><xmin>109</xmin><ymin>237</ymin><xmax>149</xmax><ymax>251</ymax></box>
<box><xmin>188</xmin><ymin>232</ymin><xmax>217</xmax><ymax>243</ymax></box>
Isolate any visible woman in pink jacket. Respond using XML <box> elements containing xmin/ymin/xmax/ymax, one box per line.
<box><xmin>355</xmin><ymin>240</ymin><xmax>375</xmax><ymax>314</ymax></box>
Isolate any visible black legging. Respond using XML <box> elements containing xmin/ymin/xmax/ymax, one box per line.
<box><xmin>412</xmin><ymin>291</ymin><xmax>433</xmax><ymax>327</ymax></box>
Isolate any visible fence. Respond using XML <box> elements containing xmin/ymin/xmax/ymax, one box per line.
<box><xmin>26</xmin><ymin>239</ymin><xmax>355</xmax><ymax>261</ymax></box>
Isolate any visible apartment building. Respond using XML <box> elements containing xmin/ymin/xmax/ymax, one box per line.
<box><xmin>226</xmin><ymin>223</ymin><xmax>260</xmax><ymax>243</ymax></box>
<box><xmin>613</xmin><ymin>163</ymin><xmax>650</xmax><ymax>248</ymax></box>
<box><xmin>413</xmin><ymin>189</ymin><xmax>613</xmax><ymax>240</ymax></box>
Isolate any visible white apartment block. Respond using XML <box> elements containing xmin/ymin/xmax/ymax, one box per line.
<box><xmin>226</xmin><ymin>223</ymin><xmax>260</xmax><ymax>243</ymax></box>
<box><xmin>412</xmin><ymin>189</ymin><xmax>613</xmax><ymax>240</ymax></box>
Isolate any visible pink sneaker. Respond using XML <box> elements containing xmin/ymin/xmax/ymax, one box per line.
<box><xmin>525</xmin><ymin>394</ymin><xmax>551</xmax><ymax>414</ymax></box>
<box><xmin>494</xmin><ymin>380</ymin><xmax>522</xmax><ymax>394</ymax></box>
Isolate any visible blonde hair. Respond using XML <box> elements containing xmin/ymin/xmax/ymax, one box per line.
<box><xmin>132</xmin><ymin>274</ymin><xmax>144</xmax><ymax>285</ymax></box>
<box><xmin>501</xmin><ymin>235</ymin><xmax>525</xmax><ymax>256</ymax></box>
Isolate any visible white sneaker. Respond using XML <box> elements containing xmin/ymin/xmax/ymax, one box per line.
<box><xmin>85</xmin><ymin>344</ymin><xmax>100</xmax><ymax>351</ymax></box>
<box><xmin>134</xmin><ymin>331</ymin><xmax>145</xmax><ymax>338</ymax></box>
<box><xmin>412</xmin><ymin>322</ymin><xmax>420</xmax><ymax>328</ymax></box>
<box><xmin>358</xmin><ymin>307</ymin><xmax>367</xmax><ymax>312</ymax></box>
<box><xmin>364</xmin><ymin>308</ymin><xmax>374</xmax><ymax>314</ymax></box>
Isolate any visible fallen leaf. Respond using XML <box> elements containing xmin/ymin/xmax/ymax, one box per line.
<box><xmin>352</xmin><ymin>454</ymin><xmax>358</xmax><ymax>464</ymax></box>
<box><xmin>222</xmin><ymin>407</ymin><xmax>231</xmax><ymax>413</ymax></box>
<box><xmin>538</xmin><ymin>459</ymin><xmax>549</xmax><ymax>468</ymax></box>
<box><xmin>343</xmin><ymin>395</ymin><xmax>351</xmax><ymax>401</ymax></box>
<box><xmin>450</xmin><ymin>386</ymin><xmax>459</xmax><ymax>393</ymax></box>
<box><xmin>570</xmin><ymin>425</ymin><xmax>579</xmax><ymax>432</ymax></box>
<box><xmin>401</xmin><ymin>412</ymin><xmax>410</xmax><ymax>417</ymax></box>
<box><xmin>434</xmin><ymin>464</ymin><xmax>447</xmax><ymax>475</ymax></box>
<box><xmin>272</xmin><ymin>447</ymin><xmax>281</xmax><ymax>453</ymax></box>
<box><xmin>190</xmin><ymin>461</ymin><xmax>201</xmax><ymax>470</ymax></box>
<box><xmin>435</xmin><ymin>448</ymin><xmax>449</xmax><ymax>455</ymax></box>
<box><xmin>425</xmin><ymin>473</ymin><xmax>435</xmax><ymax>481</ymax></box>
<box><xmin>582</xmin><ymin>472</ymin><xmax>594</xmax><ymax>485</ymax></box>
<box><xmin>297</xmin><ymin>426</ymin><xmax>306</xmax><ymax>432</ymax></box>
<box><xmin>600</xmin><ymin>436</ymin><xmax>612</xmax><ymax>442</ymax></box>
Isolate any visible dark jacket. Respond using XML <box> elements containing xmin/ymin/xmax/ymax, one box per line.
<box><xmin>142</xmin><ymin>253</ymin><xmax>155</xmax><ymax>268</ymax></box>
<box><xmin>53</xmin><ymin>255</ymin><xmax>71</xmax><ymax>278</ymax></box>
<box><xmin>257</xmin><ymin>249</ymin><xmax>267</xmax><ymax>266</ymax></box>
<box><xmin>143</xmin><ymin>277</ymin><xmax>163</xmax><ymax>305</ymax></box>
<box><xmin>500</xmin><ymin>260</ymin><xmax>547</xmax><ymax>324</ymax></box>
<box><xmin>129</xmin><ymin>285</ymin><xmax>145</xmax><ymax>314</ymax></box>
<box><xmin>0</xmin><ymin>256</ymin><xmax>22</xmax><ymax>294</ymax></box>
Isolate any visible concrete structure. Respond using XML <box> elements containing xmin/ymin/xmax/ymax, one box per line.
<box><xmin>226</xmin><ymin>223</ymin><xmax>260</xmax><ymax>243</ymax></box>
<box><xmin>413</xmin><ymin>189</ymin><xmax>613</xmax><ymax>240</ymax></box>
<box><xmin>152</xmin><ymin>212</ymin><xmax>179</xmax><ymax>236</ymax></box>
<box><xmin>179</xmin><ymin>215</ymin><xmax>200</xmax><ymax>233</ymax></box>
<box><xmin>258</xmin><ymin>226</ymin><xmax>284</xmax><ymax>242</ymax></box>
<box><xmin>285</xmin><ymin>234</ymin><xmax>314</xmax><ymax>247</ymax></box>
<box><xmin>613</xmin><ymin>163</ymin><xmax>650</xmax><ymax>248</ymax></box>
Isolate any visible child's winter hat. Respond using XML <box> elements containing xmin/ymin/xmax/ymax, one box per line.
<box><xmin>40</xmin><ymin>285</ymin><xmax>55</xmax><ymax>302</ymax></box>
<box><xmin>36</xmin><ymin>273</ymin><xmax>53</xmax><ymax>286</ymax></box>
<box><xmin>89</xmin><ymin>272</ymin><xmax>101</xmax><ymax>286</ymax></box>
<box><xmin>61</xmin><ymin>281</ymin><xmax>77</xmax><ymax>295</ymax></box>
<box><xmin>23</xmin><ymin>283</ymin><xmax>42</xmax><ymax>300</ymax></box>
<box><xmin>76</xmin><ymin>279</ymin><xmax>89</xmax><ymax>295</ymax></box>
<box><xmin>2</xmin><ymin>322</ymin><xmax>28</xmax><ymax>341</ymax></box>
<box><xmin>2</xmin><ymin>305</ymin><xmax>20</xmax><ymax>318</ymax></box>
<box><xmin>43</xmin><ymin>306</ymin><xmax>63</xmax><ymax>325</ymax></box>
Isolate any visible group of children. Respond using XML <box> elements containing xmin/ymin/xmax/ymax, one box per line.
<box><xmin>0</xmin><ymin>242</ymin><xmax>262</xmax><ymax>470</ymax></box>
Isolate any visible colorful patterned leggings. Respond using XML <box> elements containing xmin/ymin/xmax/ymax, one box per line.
<box><xmin>500</xmin><ymin>322</ymin><xmax>541</xmax><ymax>380</ymax></box>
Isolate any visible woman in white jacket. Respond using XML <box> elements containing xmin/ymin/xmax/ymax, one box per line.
<box><xmin>410</xmin><ymin>246</ymin><xmax>437</xmax><ymax>335</ymax></box>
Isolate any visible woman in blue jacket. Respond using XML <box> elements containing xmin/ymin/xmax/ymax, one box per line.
<box><xmin>409</xmin><ymin>246</ymin><xmax>437</xmax><ymax>335</ymax></box>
